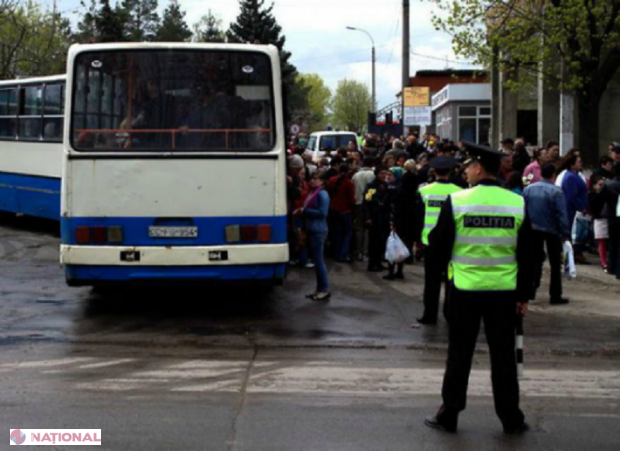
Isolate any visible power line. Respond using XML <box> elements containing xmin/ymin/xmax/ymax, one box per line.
<box><xmin>409</xmin><ymin>50</ymin><xmax>478</xmax><ymax>67</ymax></box>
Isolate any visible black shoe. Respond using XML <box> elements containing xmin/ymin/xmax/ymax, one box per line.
<box><xmin>424</xmin><ymin>415</ymin><xmax>457</xmax><ymax>433</ymax></box>
<box><xmin>394</xmin><ymin>272</ymin><xmax>404</xmax><ymax>280</ymax></box>
<box><xmin>550</xmin><ymin>297</ymin><xmax>569</xmax><ymax>305</ymax></box>
<box><xmin>417</xmin><ymin>316</ymin><xmax>437</xmax><ymax>325</ymax></box>
<box><xmin>504</xmin><ymin>422</ymin><xmax>530</xmax><ymax>434</ymax></box>
<box><xmin>383</xmin><ymin>274</ymin><xmax>396</xmax><ymax>281</ymax></box>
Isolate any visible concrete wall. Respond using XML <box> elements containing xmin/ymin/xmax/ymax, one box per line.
<box><xmin>599</xmin><ymin>72</ymin><xmax>620</xmax><ymax>154</ymax></box>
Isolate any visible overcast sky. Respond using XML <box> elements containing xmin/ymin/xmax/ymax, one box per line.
<box><xmin>51</xmin><ymin>0</ymin><xmax>478</xmax><ymax>109</ymax></box>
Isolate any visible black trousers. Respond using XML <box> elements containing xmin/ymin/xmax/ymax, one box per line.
<box><xmin>608</xmin><ymin>220</ymin><xmax>620</xmax><ymax>278</ymax></box>
<box><xmin>441</xmin><ymin>292</ymin><xmax>524</xmax><ymax>429</ymax></box>
<box><xmin>531</xmin><ymin>231</ymin><xmax>563</xmax><ymax>301</ymax></box>
<box><xmin>367</xmin><ymin>226</ymin><xmax>388</xmax><ymax>268</ymax></box>
<box><xmin>422</xmin><ymin>246</ymin><xmax>448</xmax><ymax>321</ymax></box>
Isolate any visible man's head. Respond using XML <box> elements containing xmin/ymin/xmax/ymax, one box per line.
<box><xmin>462</xmin><ymin>142</ymin><xmax>504</xmax><ymax>185</ymax></box>
<box><xmin>362</xmin><ymin>156</ymin><xmax>375</xmax><ymax>168</ymax></box>
<box><xmin>600</xmin><ymin>155</ymin><xmax>614</xmax><ymax>172</ymax></box>
<box><xmin>330</xmin><ymin>156</ymin><xmax>343</xmax><ymax>168</ymax></box>
<box><xmin>429</xmin><ymin>156</ymin><xmax>457</xmax><ymax>179</ymax></box>
<box><xmin>541</xmin><ymin>163</ymin><xmax>557</xmax><ymax>181</ymax></box>
<box><xmin>288</xmin><ymin>154</ymin><xmax>304</xmax><ymax>173</ymax></box>
<box><xmin>501</xmin><ymin>138</ymin><xmax>515</xmax><ymax>152</ymax></box>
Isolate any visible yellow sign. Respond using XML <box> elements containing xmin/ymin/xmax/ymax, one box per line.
<box><xmin>413</xmin><ymin>87</ymin><xmax>430</xmax><ymax>107</ymax></box>
<box><xmin>404</xmin><ymin>87</ymin><xmax>430</xmax><ymax>107</ymax></box>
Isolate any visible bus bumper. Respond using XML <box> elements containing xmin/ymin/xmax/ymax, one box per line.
<box><xmin>60</xmin><ymin>244</ymin><xmax>288</xmax><ymax>285</ymax></box>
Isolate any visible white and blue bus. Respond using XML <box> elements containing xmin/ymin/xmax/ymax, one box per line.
<box><xmin>0</xmin><ymin>75</ymin><xmax>66</xmax><ymax>220</ymax></box>
<box><xmin>2</xmin><ymin>43</ymin><xmax>289</xmax><ymax>286</ymax></box>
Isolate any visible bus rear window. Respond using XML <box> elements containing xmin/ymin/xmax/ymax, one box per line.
<box><xmin>71</xmin><ymin>50</ymin><xmax>275</xmax><ymax>152</ymax></box>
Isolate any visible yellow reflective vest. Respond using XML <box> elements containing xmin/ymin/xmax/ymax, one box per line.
<box><xmin>419</xmin><ymin>182</ymin><xmax>463</xmax><ymax>245</ymax></box>
<box><xmin>449</xmin><ymin>185</ymin><xmax>525</xmax><ymax>291</ymax></box>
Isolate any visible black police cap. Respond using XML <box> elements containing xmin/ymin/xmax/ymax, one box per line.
<box><xmin>462</xmin><ymin>141</ymin><xmax>506</xmax><ymax>166</ymax></box>
<box><xmin>429</xmin><ymin>156</ymin><xmax>458</xmax><ymax>170</ymax></box>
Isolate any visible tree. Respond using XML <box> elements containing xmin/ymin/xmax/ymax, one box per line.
<box><xmin>0</xmin><ymin>0</ymin><xmax>72</xmax><ymax>79</ymax></box>
<box><xmin>331</xmin><ymin>79</ymin><xmax>371</xmax><ymax>133</ymax></box>
<box><xmin>433</xmin><ymin>0</ymin><xmax>620</xmax><ymax>163</ymax></box>
<box><xmin>122</xmin><ymin>0</ymin><xmax>159</xmax><ymax>41</ymax></box>
<box><xmin>95</xmin><ymin>0</ymin><xmax>128</xmax><ymax>43</ymax></box>
<box><xmin>296</xmin><ymin>73</ymin><xmax>332</xmax><ymax>131</ymax></box>
<box><xmin>227</xmin><ymin>0</ymin><xmax>308</xmax><ymax>125</ymax></box>
<box><xmin>193</xmin><ymin>10</ymin><xmax>225</xmax><ymax>43</ymax></box>
<box><xmin>74</xmin><ymin>0</ymin><xmax>98</xmax><ymax>43</ymax></box>
<box><xmin>155</xmin><ymin>0</ymin><xmax>192</xmax><ymax>42</ymax></box>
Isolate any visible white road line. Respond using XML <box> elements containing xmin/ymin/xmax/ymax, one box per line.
<box><xmin>78</xmin><ymin>359</ymin><xmax>136</xmax><ymax>369</ymax></box>
<box><xmin>0</xmin><ymin>357</ymin><xmax>94</xmax><ymax>369</ymax></box>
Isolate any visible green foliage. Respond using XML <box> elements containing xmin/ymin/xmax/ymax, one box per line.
<box><xmin>227</xmin><ymin>0</ymin><xmax>305</xmax><ymax>124</ymax></box>
<box><xmin>74</xmin><ymin>0</ymin><xmax>98</xmax><ymax>43</ymax></box>
<box><xmin>192</xmin><ymin>10</ymin><xmax>225</xmax><ymax>43</ymax></box>
<box><xmin>331</xmin><ymin>79</ymin><xmax>371</xmax><ymax>133</ymax></box>
<box><xmin>155</xmin><ymin>0</ymin><xmax>192</xmax><ymax>42</ymax></box>
<box><xmin>296</xmin><ymin>73</ymin><xmax>332</xmax><ymax>131</ymax></box>
<box><xmin>0</xmin><ymin>0</ymin><xmax>72</xmax><ymax>79</ymax></box>
<box><xmin>122</xmin><ymin>0</ymin><xmax>160</xmax><ymax>41</ymax></box>
<box><xmin>433</xmin><ymin>0</ymin><xmax>620</xmax><ymax>95</ymax></box>
<box><xmin>95</xmin><ymin>0</ymin><xmax>128</xmax><ymax>43</ymax></box>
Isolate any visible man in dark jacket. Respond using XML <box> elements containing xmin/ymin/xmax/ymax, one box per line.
<box><xmin>600</xmin><ymin>163</ymin><xmax>620</xmax><ymax>279</ymax></box>
<box><xmin>364</xmin><ymin>167</ymin><xmax>397</xmax><ymax>271</ymax></box>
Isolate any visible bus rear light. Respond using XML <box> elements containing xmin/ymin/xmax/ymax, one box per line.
<box><xmin>240</xmin><ymin>225</ymin><xmax>257</xmax><ymax>242</ymax></box>
<box><xmin>92</xmin><ymin>227</ymin><xmax>107</xmax><ymax>244</ymax></box>
<box><xmin>76</xmin><ymin>227</ymin><xmax>91</xmax><ymax>244</ymax></box>
<box><xmin>225</xmin><ymin>225</ymin><xmax>240</xmax><ymax>243</ymax></box>
<box><xmin>257</xmin><ymin>225</ymin><xmax>271</xmax><ymax>242</ymax></box>
<box><xmin>107</xmin><ymin>226</ymin><xmax>123</xmax><ymax>243</ymax></box>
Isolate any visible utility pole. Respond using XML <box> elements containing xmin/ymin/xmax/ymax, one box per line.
<box><xmin>402</xmin><ymin>0</ymin><xmax>410</xmax><ymax>131</ymax></box>
<box><xmin>346</xmin><ymin>27</ymin><xmax>376</xmax><ymax>113</ymax></box>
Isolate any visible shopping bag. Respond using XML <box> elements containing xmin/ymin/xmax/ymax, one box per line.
<box><xmin>571</xmin><ymin>212</ymin><xmax>590</xmax><ymax>243</ymax></box>
<box><xmin>562</xmin><ymin>240</ymin><xmax>577</xmax><ymax>280</ymax></box>
<box><xmin>385</xmin><ymin>231</ymin><xmax>411</xmax><ymax>264</ymax></box>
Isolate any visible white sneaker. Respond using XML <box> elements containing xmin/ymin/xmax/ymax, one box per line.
<box><xmin>305</xmin><ymin>262</ymin><xmax>315</xmax><ymax>268</ymax></box>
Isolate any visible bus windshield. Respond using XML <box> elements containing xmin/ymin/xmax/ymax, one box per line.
<box><xmin>71</xmin><ymin>50</ymin><xmax>275</xmax><ymax>152</ymax></box>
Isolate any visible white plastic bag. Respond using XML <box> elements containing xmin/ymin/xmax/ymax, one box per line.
<box><xmin>563</xmin><ymin>240</ymin><xmax>577</xmax><ymax>280</ymax></box>
<box><xmin>385</xmin><ymin>231</ymin><xmax>411</xmax><ymax>264</ymax></box>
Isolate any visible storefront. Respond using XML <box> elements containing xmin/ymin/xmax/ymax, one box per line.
<box><xmin>431</xmin><ymin>84</ymin><xmax>491</xmax><ymax>144</ymax></box>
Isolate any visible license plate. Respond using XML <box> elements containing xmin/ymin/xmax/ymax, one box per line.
<box><xmin>149</xmin><ymin>226</ymin><xmax>198</xmax><ymax>238</ymax></box>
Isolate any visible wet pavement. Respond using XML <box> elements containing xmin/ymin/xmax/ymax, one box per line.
<box><xmin>1</xmin><ymin>215</ymin><xmax>620</xmax><ymax>450</ymax></box>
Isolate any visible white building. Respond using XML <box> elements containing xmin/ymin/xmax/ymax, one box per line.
<box><xmin>431</xmin><ymin>83</ymin><xmax>492</xmax><ymax>144</ymax></box>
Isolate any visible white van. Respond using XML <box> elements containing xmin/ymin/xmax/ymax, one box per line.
<box><xmin>306</xmin><ymin>131</ymin><xmax>360</xmax><ymax>161</ymax></box>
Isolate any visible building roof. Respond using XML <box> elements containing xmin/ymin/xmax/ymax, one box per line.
<box><xmin>413</xmin><ymin>69</ymin><xmax>488</xmax><ymax>77</ymax></box>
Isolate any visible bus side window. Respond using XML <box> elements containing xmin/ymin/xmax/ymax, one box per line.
<box><xmin>0</xmin><ymin>89</ymin><xmax>17</xmax><ymax>138</ymax></box>
<box><xmin>43</xmin><ymin>84</ymin><xmax>64</xmax><ymax>141</ymax></box>
<box><xmin>19</xmin><ymin>85</ymin><xmax>43</xmax><ymax>140</ymax></box>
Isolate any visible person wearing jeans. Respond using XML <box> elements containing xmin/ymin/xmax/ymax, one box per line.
<box><xmin>523</xmin><ymin>163</ymin><xmax>571</xmax><ymax>304</ymax></box>
<box><xmin>294</xmin><ymin>172</ymin><xmax>331</xmax><ymax>301</ymax></box>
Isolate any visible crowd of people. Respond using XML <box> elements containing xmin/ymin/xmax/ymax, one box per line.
<box><xmin>286</xmin><ymin>131</ymin><xmax>620</xmax><ymax>302</ymax></box>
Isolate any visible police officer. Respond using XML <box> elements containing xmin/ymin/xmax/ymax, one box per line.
<box><xmin>424</xmin><ymin>143</ymin><xmax>533</xmax><ymax>434</ymax></box>
<box><xmin>417</xmin><ymin>156</ymin><xmax>463</xmax><ymax>325</ymax></box>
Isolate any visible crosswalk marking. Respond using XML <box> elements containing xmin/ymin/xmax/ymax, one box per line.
<box><xmin>4</xmin><ymin>357</ymin><xmax>618</xmax><ymax>399</ymax></box>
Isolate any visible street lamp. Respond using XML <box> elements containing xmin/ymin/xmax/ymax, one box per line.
<box><xmin>346</xmin><ymin>26</ymin><xmax>376</xmax><ymax>113</ymax></box>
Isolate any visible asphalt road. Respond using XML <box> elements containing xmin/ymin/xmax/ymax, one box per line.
<box><xmin>1</xmin><ymin>215</ymin><xmax>619</xmax><ymax>450</ymax></box>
